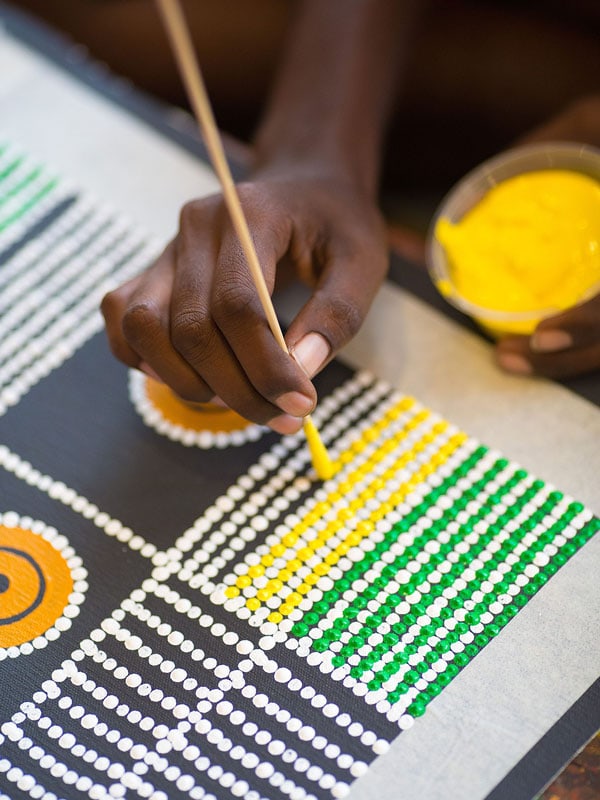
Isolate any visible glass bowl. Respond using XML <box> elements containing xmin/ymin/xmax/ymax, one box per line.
<box><xmin>426</xmin><ymin>142</ymin><xmax>600</xmax><ymax>338</ymax></box>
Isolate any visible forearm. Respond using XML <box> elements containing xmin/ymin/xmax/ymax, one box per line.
<box><xmin>254</xmin><ymin>0</ymin><xmax>420</xmax><ymax>198</ymax></box>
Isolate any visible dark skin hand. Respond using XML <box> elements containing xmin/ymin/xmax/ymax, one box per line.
<box><xmin>102</xmin><ymin>0</ymin><xmax>415</xmax><ymax>431</ymax></box>
<box><xmin>101</xmin><ymin>166</ymin><xmax>388</xmax><ymax>433</ymax></box>
<box><xmin>496</xmin><ymin>95</ymin><xmax>600</xmax><ymax>379</ymax></box>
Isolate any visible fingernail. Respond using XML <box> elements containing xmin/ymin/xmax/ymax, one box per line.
<box><xmin>530</xmin><ymin>329</ymin><xmax>573</xmax><ymax>353</ymax></box>
<box><xmin>140</xmin><ymin>361</ymin><xmax>163</xmax><ymax>383</ymax></box>
<box><xmin>497</xmin><ymin>353</ymin><xmax>532</xmax><ymax>375</ymax></box>
<box><xmin>291</xmin><ymin>333</ymin><xmax>331</xmax><ymax>378</ymax></box>
<box><xmin>276</xmin><ymin>391</ymin><xmax>314</xmax><ymax>417</ymax></box>
<box><xmin>269</xmin><ymin>414</ymin><xmax>304</xmax><ymax>435</ymax></box>
<box><xmin>209</xmin><ymin>395</ymin><xmax>229</xmax><ymax>409</ymax></box>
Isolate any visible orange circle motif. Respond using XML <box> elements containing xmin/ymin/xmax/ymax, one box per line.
<box><xmin>129</xmin><ymin>372</ymin><xmax>267</xmax><ymax>447</ymax></box>
<box><xmin>144</xmin><ymin>378</ymin><xmax>252</xmax><ymax>433</ymax></box>
<box><xmin>0</xmin><ymin>526</ymin><xmax>74</xmax><ymax>648</ymax></box>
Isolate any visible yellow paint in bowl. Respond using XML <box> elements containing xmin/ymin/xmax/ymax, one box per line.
<box><xmin>427</xmin><ymin>144</ymin><xmax>600</xmax><ymax>337</ymax></box>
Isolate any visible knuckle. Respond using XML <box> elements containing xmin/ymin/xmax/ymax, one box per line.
<box><xmin>212</xmin><ymin>280</ymin><xmax>255</xmax><ymax>324</ymax></box>
<box><xmin>121</xmin><ymin>301</ymin><xmax>162</xmax><ymax>347</ymax></box>
<box><xmin>100</xmin><ymin>290</ymin><xmax>119</xmax><ymax>320</ymax></box>
<box><xmin>179</xmin><ymin>199</ymin><xmax>203</xmax><ymax>229</ymax></box>
<box><xmin>326</xmin><ymin>294</ymin><xmax>364</xmax><ymax>343</ymax></box>
<box><xmin>170</xmin><ymin>313</ymin><xmax>213</xmax><ymax>360</ymax></box>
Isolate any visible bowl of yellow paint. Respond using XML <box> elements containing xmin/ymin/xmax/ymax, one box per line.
<box><xmin>427</xmin><ymin>142</ymin><xmax>600</xmax><ymax>337</ymax></box>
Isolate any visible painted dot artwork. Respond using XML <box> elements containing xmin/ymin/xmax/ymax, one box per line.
<box><xmin>129</xmin><ymin>373</ymin><xmax>266</xmax><ymax>448</ymax></box>
<box><xmin>0</xmin><ymin>139</ymin><xmax>598</xmax><ymax>800</ymax></box>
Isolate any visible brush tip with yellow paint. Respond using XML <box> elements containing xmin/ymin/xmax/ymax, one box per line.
<box><xmin>303</xmin><ymin>415</ymin><xmax>336</xmax><ymax>480</ymax></box>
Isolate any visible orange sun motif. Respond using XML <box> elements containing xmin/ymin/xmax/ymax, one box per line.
<box><xmin>0</xmin><ymin>525</ymin><xmax>76</xmax><ymax>648</ymax></box>
<box><xmin>129</xmin><ymin>372</ymin><xmax>267</xmax><ymax>447</ymax></box>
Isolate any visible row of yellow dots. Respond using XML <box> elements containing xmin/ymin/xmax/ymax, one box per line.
<box><xmin>226</xmin><ymin>399</ymin><xmax>466</xmax><ymax>621</ymax></box>
<box><xmin>264</xmin><ymin>430</ymin><xmax>466</xmax><ymax>623</ymax></box>
<box><xmin>225</xmin><ymin>397</ymin><xmax>418</xmax><ymax>604</ymax></box>
<box><xmin>230</xmin><ymin>405</ymin><xmax>446</xmax><ymax>611</ymax></box>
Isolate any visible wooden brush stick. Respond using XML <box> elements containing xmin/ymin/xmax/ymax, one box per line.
<box><xmin>155</xmin><ymin>0</ymin><xmax>334</xmax><ymax>480</ymax></box>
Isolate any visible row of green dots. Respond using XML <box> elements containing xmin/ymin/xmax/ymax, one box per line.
<box><xmin>0</xmin><ymin>155</ymin><xmax>23</xmax><ymax>186</ymax></box>
<box><xmin>0</xmin><ymin>179</ymin><xmax>58</xmax><ymax>234</ymax></box>
<box><xmin>291</xmin><ymin>445</ymin><xmax>490</xmax><ymax>639</ymax></box>
<box><xmin>336</xmin><ymin>477</ymin><xmax>551</xmax><ymax>677</ymax></box>
<box><xmin>307</xmin><ymin>454</ymin><xmax>517</xmax><ymax>650</ymax></box>
<box><xmin>316</xmin><ymin>457</ymin><xmax>516</xmax><ymax>652</ymax></box>
<box><xmin>0</xmin><ymin>166</ymin><xmax>43</xmax><ymax>211</ymax></box>
<box><xmin>397</xmin><ymin>511</ymin><xmax>598</xmax><ymax>716</ymax></box>
<box><xmin>357</xmin><ymin>481</ymin><xmax>562</xmax><ymax>679</ymax></box>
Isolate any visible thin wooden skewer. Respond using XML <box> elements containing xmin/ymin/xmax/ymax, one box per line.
<box><xmin>155</xmin><ymin>0</ymin><xmax>334</xmax><ymax>480</ymax></box>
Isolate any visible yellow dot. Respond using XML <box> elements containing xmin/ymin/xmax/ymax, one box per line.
<box><xmin>337</xmin><ymin>543</ymin><xmax>349</xmax><ymax>556</ymax></box>
<box><xmin>224</xmin><ymin>586</ymin><xmax>240</xmax><ymax>599</ymax></box>
<box><xmin>257</xmin><ymin>589</ymin><xmax>271</xmax><ymax>602</ymax></box>
<box><xmin>287</xmin><ymin>592</ymin><xmax>302</xmax><ymax>606</ymax></box>
<box><xmin>314</xmin><ymin>563</ymin><xmax>329</xmax><ymax>576</ymax></box>
<box><xmin>282</xmin><ymin>533</ymin><xmax>298</xmax><ymax>548</ymax></box>
<box><xmin>297</xmin><ymin>583</ymin><xmax>310</xmax><ymax>595</ymax></box>
<box><xmin>236</xmin><ymin>575</ymin><xmax>252</xmax><ymax>589</ymax></box>
<box><xmin>325</xmin><ymin>552</ymin><xmax>339</xmax><ymax>566</ymax></box>
<box><xmin>356</xmin><ymin>521</ymin><xmax>374</xmax><ymax>536</ymax></box>
<box><xmin>272</xmin><ymin>544</ymin><xmax>286</xmax><ymax>557</ymax></box>
<box><xmin>278</xmin><ymin>569</ymin><xmax>292</xmax><ymax>582</ymax></box>
<box><xmin>346</xmin><ymin>532</ymin><xmax>362</xmax><ymax>547</ymax></box>
<box><xmin>268</xmin><ymin>612</ymin><xmax>283</xmax><ymax>624</ymax></box>
<box><xmin>280</xmin><ymin>603</ymin><xmax>293</xmax><ymax>616</ymax></box>
<box><xmin>262</xmin><ymin>554</ymin><xmax>274</xmax><ymax>567</ymax></box>
<box><xmin>248</xmin><ymin>565</ymin><xmax>264</xmax><ymax>579</ymax></box>
<box><xmin>305</xmin><ymin>574</ymin><xmax>319</xmax><ymax>586</ymax></box>
<box><xmin>246</xmin><ymin>598</ymin><xmax>260</xmax><ymax>611</ymax></box>
<box><xmin>267</xmin><ymin>579</ymin><xmax>283</xmax><ymax>594</ymax></box>
<box><xmin>288</xmin><ymin>559</ymin><xmax>302</xmax><ymax>572</ymax></box>
<box><xmin>298</xmin><ymin>547</ymin><xmax>314</xmax><ymax>562</ymax></box>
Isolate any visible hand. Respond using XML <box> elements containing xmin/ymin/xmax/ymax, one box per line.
<box><xmin>496</xmin><ymin>94</ymin><xmax>600</xmax><ymax>379</ymax></box>
<box><xmin>496</xmin><ymin>294</ymin><xmax>600</xmax><ymax>379</ymax></box>
<box><xmin>101</xmin><ymin>166</ymin><xmax>388</xmax><ymax>432</ymax></box>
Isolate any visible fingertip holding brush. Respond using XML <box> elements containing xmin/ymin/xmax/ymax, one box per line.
<box><xmin>155</xmin><ymin>0</ymin><xmax>336</xmax><ymax>481</ymax></box>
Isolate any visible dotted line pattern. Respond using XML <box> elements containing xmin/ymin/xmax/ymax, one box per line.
<box><xmin>0</xmin><ymin>446</ymin><xmax>158</xmax><ymax>562</ymax></box>
<box><xmin>208</xmin><ymin>389</ymin><xmax>599</xmax><ymax>730</ymax></box>
<box><xmin>0</xmin><ymin>511</ymin><xmax>87</xmax><ymax>660</ymax></box>
<box><xmin>0</xmin><ymin>142</ymin><xmax>161</xmax><ymax>417</ymax></box>
<box><xmin>166</xmin><ymin>375</ymin><xmax>397</xmax><ymax>597</ymax></box>
<box><xmin>0</xmin><ymin>146</ymin><xmax>61</xmax><ymax>239</ymax></box>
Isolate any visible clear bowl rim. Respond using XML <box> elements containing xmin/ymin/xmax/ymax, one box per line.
<box><xmin>426</xmin><ymin>141</ymin><xmax>600</xmax><ymax>322</ymax></box>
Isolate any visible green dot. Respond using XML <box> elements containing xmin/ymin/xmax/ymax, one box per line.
<box><xmin>408</xmin><ymin>699</ymin><xmax>427</xmax><ymax>717</ymax></box>
<box><xmin>454</xmin><ymin>652</ymin><xmax>470</xmax><ymax>668</ymax></box>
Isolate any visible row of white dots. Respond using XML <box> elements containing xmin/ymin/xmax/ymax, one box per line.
<box><xmin>0</xmin><ymin>454</ymin><xmax>157</xmax><ymax>561</ymax></box>
<box><xmin>139</xmin><ymin>581</ymin><xmax>384</xmax><ymax>761</ymax></box>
